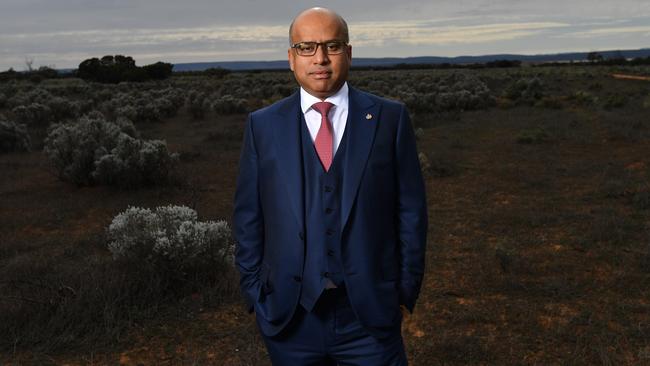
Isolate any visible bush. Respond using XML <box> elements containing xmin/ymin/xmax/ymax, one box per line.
<box><xmin>504</xmin><ymin>77</ymin><xmax>544</xmax><ymax>104</ymax></box>
<box><xmin>516</xmin><ymin>127</ymin><xmax>551</xmax><ymax>144</ymax></box>
<box><xmin>602</xmin><ymin>93</ymin><xmax>627</xmax><ymax>110</ymax></box>
<box><xmin>569</xmin><ymin>90</ymin><xmax>598</xmax><ymax>106</ymax></box>
<box><xmin>12</xmin><ymin>102</ymin><xmax>52</xmax><ymax>126</ymax></box>
<box><xmin>108</xmin><ymin>88</ymin><xmax>185</xmax><ymax>122</ymax></box>
<box><xmin>397</xmin><ymin>72</ymin><xmax>494</xmax><ymax>113</ymax></box>
<box><xmin>92</xmin><ymin>134</ymin><xmax>178</xmax><ymax>188</ymax></box>
<box><xmin>44</xmin><ymin>114</ymin><xmax>176</xmax><ymax>187</ymax></box>
<box><xmin>187</xmin><ymin>91</ymin><xmax>211</xmax><ymax>119</ymax></box>
<box><xmin>212</xmin><ymin>94</ymin><xmax>249</xmax><ymax>114</ymax></box>
<box><xmin>47</xmin><ymin>96</ymin><xmax>80</xmax><ymax>121</ymax></box>
<box><xmin>107</xmin><ymin>205</ymin><xmax>234</xmax><ymax>274</ymax></box>
<box><xmin>0</xmin><ymin>206</ymin><xmax>235</xmax><ymax>352</ymax></box>
<box><xmin>0</xmin><ymin>119</ymin><xmax>31</xmax><ymax>152</ymax></box>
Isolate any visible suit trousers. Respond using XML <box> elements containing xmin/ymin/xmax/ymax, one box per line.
<box><xmin>257</xmin><ymin>286</ymin><xmax>408</xmax><ymax>366</ymax></box>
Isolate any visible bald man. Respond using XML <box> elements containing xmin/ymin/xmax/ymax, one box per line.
<box><xmin>233</xmin><ymin>7</ymin><xmax>427</xmax><ymax>365</ymax></box>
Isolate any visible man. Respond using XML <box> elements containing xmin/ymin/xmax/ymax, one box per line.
<box><xmin>233</xmin><ymin>7</ymin><xmax>427</xmax><ymax>365</ymax></box>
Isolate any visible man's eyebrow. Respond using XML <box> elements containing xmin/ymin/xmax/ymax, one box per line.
<box><xmin>295</xmin><ymin>39</ymin><xmax>346</xmax><ymax>44</ymax></box>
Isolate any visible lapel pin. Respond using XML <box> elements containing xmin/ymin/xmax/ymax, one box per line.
<box><xmin>365</xmin><ymin>113</ymin><xmax>373</xmax><ymax>120</ymax></box>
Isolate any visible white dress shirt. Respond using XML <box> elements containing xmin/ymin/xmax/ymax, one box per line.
<box><xmin>300</xmin><ymin>82</ymin><xmax>349</xmax><ymax>157</ymax></box>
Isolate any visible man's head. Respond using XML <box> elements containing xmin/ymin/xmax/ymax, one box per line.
<box><xmin>288</xmin><ymin>7</ymin><xmax>352</xmax><ymax>100</ymax></box>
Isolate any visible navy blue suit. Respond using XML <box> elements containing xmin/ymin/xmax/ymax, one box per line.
<box><xmin>233</xmin><ymin>86</ymin><xmax>427</xmax><ymax>360</ymax></box>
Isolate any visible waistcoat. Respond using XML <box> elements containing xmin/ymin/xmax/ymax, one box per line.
<box><xmin>298</xmin><ymin>112</ymin><xmax>349</xmax><ymax>312</ymax></box>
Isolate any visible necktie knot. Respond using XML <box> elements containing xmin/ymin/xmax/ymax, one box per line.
<box><xmin>312</xmin><ymin>101</ymin><xmax>334</xmax><ymax>117</ymax></box>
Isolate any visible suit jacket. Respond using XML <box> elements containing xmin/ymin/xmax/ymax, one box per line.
<box><xmin>232</xmin><ymin>86</ymin><xmax>428</xmax><ymax>339</ymax></box>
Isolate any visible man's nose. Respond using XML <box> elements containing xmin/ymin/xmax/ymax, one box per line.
<box><xmin>313</xmin><ymin>44</ymin><xmax>330</xmax><ymax>64</ymax></box>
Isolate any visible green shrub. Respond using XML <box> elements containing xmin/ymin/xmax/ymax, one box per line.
<box><xmin>602</xmin><ymin>93</ymin><xmax>628</xmax><ymax>109</ymax></box>
<box><xmin>536</xmin><ymin>95</ymin><xmax>564</xmax><ymax>109</ymax></box>
<box><xmin>516</xmin><ymin>127</ymin><xmax>550</xmax><ymax>144</ymax></box>
<box><xmin>569</xmin><ymin>90</ymin><xmax>598</xmax><ymax>106</ymax></box>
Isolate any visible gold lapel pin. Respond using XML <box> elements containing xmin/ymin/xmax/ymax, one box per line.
<box><xmin>365</xmin><ymin>113</ymin><xmax>373</xmax><ymax>120</ymax></box>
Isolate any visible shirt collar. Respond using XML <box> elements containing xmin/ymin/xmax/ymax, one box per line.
<box><xmin>300</xmin><ymin>82</ymin><xmax>349</xmax><ymax>114</ymax></box>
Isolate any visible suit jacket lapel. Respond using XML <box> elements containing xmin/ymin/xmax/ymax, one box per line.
<box><xmin>341</xmin><ymin>87</ymin><xmax>379</xmax><ymax>232</ymax></box>
<box><xmin>272</xmin><ymin>92</ymin><xmax>305</xmax><ymax>231</ymax></box>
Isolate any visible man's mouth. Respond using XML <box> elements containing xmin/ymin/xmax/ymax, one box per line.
<box><xmin>311</xmin><ymin>70</ymin><xmax>332</xmax><ymax>79</ymax></box>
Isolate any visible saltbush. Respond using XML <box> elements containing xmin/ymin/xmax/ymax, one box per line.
<box><xmin>0</xmin><ymin>119</ymin><xmax>31</xmax><ymax>152</ymax></box>
<box><xmin>212</xmin><ymin>94</ymin><xmax>248</xmax><ymax>115</ymax></box>
<box><xmin>105</xmin><ymin>88</ymin><xmax>185</xmax><ymax>122</ymax></box>
<box><xmin>397</xmin><ymin>72</ymin><xmax>494</xmax><ymax>113</ymax></box>
<box><xmin>12</xmin><ymin>102</ymin><xmax>52</xmax><ymax>126</ymax></box>
<box><xmin>107</xmin><ymin>205</ymin><xmax>234</xmax><ymax>273</ymax></box>
<box><xmin>504</xmin><ymin>77</ymin><xmax>544</xmax><ymax>104</ymax></box>
<box><xmin>93</xmin><ymin>134</ymin><xmax>177</xmax><ymax>188</ymax></box>
<box><xmin>44</xmin><ymin>114</ymin><xmax>176</xmax><ymax>187</ymax></box>
<box><xmin>47</xmin><ymin>96</ymin><xmax>80</xmax><ymax>121</ymax></box>
<box><xmin>44</xmin><ymin>115</ymin><xmax>123</xmax><ymax>185</ymax></box>
<box><xmin>187</xmin><ymin>90</ymin><xmax>211</xmax><ymax>119</ymax></box>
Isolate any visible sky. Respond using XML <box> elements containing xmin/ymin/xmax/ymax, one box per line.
<box><xmin>1</xmin><ymin>0</ymin><xmax>649</xmax><ymax>70</ymax></box>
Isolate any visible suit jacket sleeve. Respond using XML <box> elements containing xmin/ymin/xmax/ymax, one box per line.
<box><xmin>395</xmin><ymin>105</ymin><xmax>428</xmax><ymax>313</ymax></box>
<box><xmin>232</xmin><ymin>113</ymin><xmax>264</xmax><ymax>314</ymax></box>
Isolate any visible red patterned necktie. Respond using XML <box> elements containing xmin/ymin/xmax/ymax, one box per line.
<box><xmin>311</xmin><ymin>102</ymin><xmax>334</xmax><ymax>172</ymax></box>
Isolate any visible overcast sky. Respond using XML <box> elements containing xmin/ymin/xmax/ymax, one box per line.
<box><xmin>1</xmin><ymin>0</ymin><xmax>649</xmax><ymax>70</ymax></box>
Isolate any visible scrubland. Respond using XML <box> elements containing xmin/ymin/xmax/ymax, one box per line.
<box><xmin>1</xmin><ymin>64</ymin><xmax>649</xmax><ymax>365</ymax></box>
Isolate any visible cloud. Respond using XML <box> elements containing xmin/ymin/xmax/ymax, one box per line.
<box><xmin>1</xmin><ymin>1</ymin><xmax>649</xmax><ymax>70</ymax></box>
<box><xmin>351</xmin><ymin>20</ymin><xmax>569</xmax><ymax>46</ymax></box>
<box><xmin>564</xmin><ymin>25</ymin><xmax>650</xmax><ymax>38</ymax></box>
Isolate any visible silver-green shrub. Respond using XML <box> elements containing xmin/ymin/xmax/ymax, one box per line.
<box><xmin>44</xmin><ymin>114</ymin><xmax>122</xmax><ymax>185</ymax></box>
<box><xmin>92</xmin><ymin>133</ymin><xmax>178</xmax><ymax>188</ymax></box>
<box><xmin>12</xmin><ymin>102</ymin><xmax>52</xmax><ymax>126</ymax></box>
<box><xmin>47</xmin><ymin>96</ymin><xmax>80</xmax><ymax>121</ymax></box>
<box><xmin>44</xmin><ymin>114</ymin><xmax>176</xmax><ymax>187</ymax></box>
<box><xmin>504</xmin><ymin>77</ymin><xmax>544</xmax><ymax>104</ymax></box>
<box><xmin>212</xmin><ymin>94</ymin><xmax>248</xmax><ymax>115</ymax></box>
<box><xmin>107</xmin><ymin>205</ymin><xmax>234</xmax><ymax>271</ymax></box>
<box><xmin>187</xmin><ymin>90</ymin><xmax>210</xmax><ymax>119</ymax></box>
<box><xmin>396</xmin><ymin>72</ymin><xmax>494</xmax><ymax>112</ymax></box>
<box><xmin>0</xmin><ymin>119</ymin><xmax>31</xmax><ymax>153</ymax></box>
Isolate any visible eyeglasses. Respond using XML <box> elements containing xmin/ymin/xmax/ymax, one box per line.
<box><xmin>291</xmin><ymin>41</ymin><xmax>348</xmax><ymax>56</ymax></box>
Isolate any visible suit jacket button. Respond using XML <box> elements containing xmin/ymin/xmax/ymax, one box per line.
<box><xmin>325</xmin><ymin>208</ymin><xmax>333</xmax><ymax>214</ymax></box>
<box><xmin>323</xmin><ymin>272</ymin><xmax>330</xmax><ymax>278</ymax></box>
<box><xmin>327</xmin><ymin>249</ymin><xmax>334</xmax><ymax>256</ymax></box>
<box><xmin>299</xmin><ymin>232</ymin><xmax>304</xmax><ymax>240</ymax></box>
<box><xmin>324</xmin><ymin>186</ymin><xmax>332</xmax><ymax>192</ymax></box>
<box><xmin>293</xmin><ymin>276</ymin><xmax>302</xmax><ymax>282</ymax></box>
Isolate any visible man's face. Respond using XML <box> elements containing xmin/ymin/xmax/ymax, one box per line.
<box><xmin>288</xmin><ymin>12</ymin><xmax>352</xmax><ymax>99</ymax></box>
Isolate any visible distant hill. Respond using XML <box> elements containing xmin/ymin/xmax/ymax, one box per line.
<box><xmin>172</xmin><ymin>48</ymin><xmax>650</xmax><ymax>72</ymax></box>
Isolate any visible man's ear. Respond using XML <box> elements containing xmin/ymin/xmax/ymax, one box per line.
<box><xmin>288</xmin><ymin>49</ymin><xmax>295</xmax><ymax>71</ymax></box>
<box><xmin>347</xmin><ymin>44</ymin><xmax>352</xmax><ymax>62</ymax></box>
